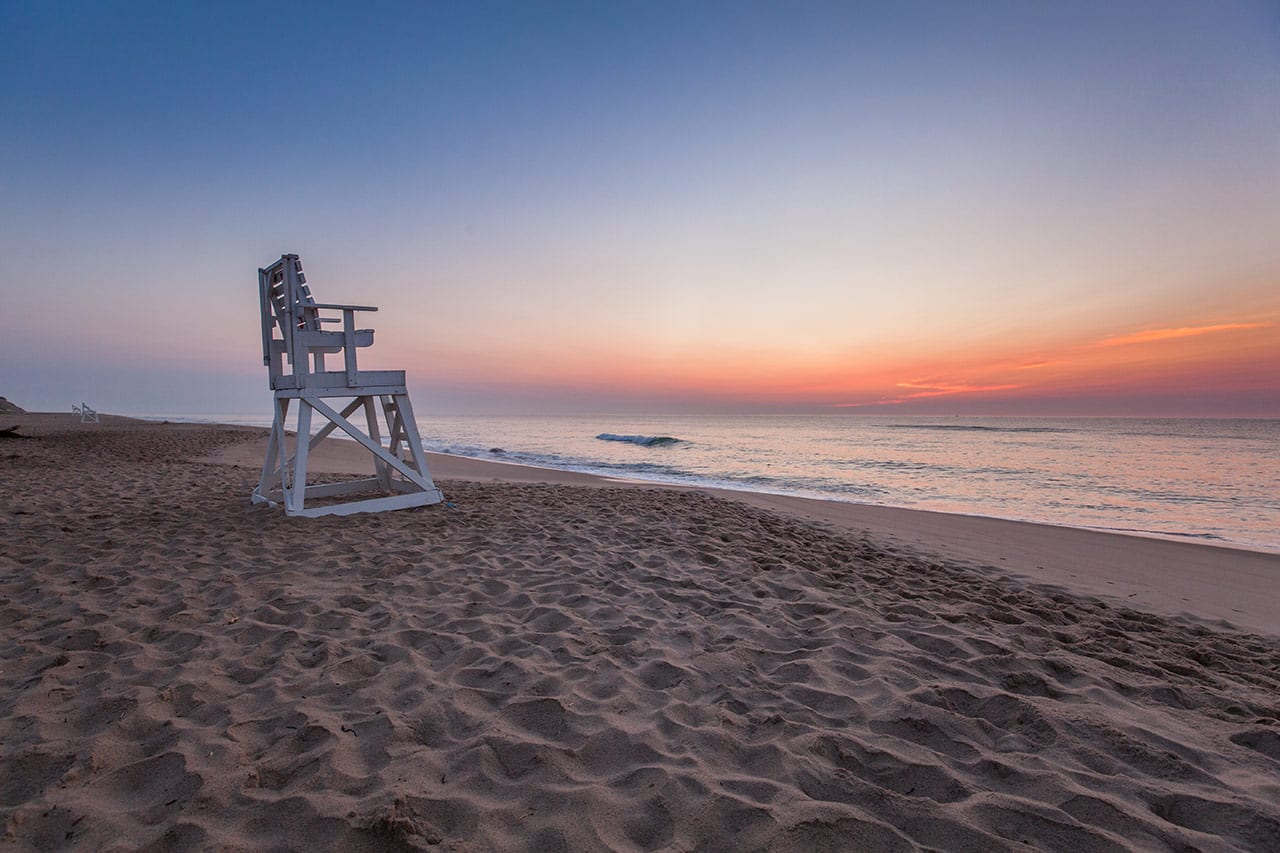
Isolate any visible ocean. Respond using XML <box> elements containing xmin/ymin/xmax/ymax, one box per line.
<box><xmin>156</xmin><ymin>413</ymin><xmax>1280</xmax><ymax>553</ymax></box>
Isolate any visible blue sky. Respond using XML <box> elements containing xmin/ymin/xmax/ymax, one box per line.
<box><xmin>2</xmin><ymin>1</ymin><xmax>1278</xmax><ymax>415</ymax></box>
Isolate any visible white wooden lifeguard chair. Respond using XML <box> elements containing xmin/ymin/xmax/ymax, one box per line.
<box><xmin>252</xmin><ymin>254</ymin><xmax>444</xmax><ymax>517</ymax></box>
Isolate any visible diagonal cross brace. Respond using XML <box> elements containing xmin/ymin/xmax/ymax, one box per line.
<box><xmin>305</xmin><ymin>396</ymin><xmax>433</xmax><ymax>490</ymax></box>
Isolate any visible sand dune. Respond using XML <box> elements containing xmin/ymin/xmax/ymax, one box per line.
<box><xmin>3</xmin><ymin>418</ymin><xmax>1279</xmax><ymax>850</ymax></box>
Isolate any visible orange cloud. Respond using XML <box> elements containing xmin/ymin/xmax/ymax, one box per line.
<box><xmin>831</xmin><ymin>379</ymin><xmax>1023</xmax><ymax>407</ymax></box>
<box><xmin>892</xmin><ymin>380</ymin><xmax>1023</xmax><ymax>399</ymax></box>
<box><xmin>1096</xmin><ymin>322</ymin><xmax>1271</xmax><ymax>348</ymax></box>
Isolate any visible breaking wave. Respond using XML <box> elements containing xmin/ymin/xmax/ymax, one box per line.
<box><xmin>596</xmin><ymin>433</ymin><xmax>683</xmax><ymax>447</ymax></box>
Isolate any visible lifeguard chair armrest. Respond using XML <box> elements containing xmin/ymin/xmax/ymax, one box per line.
<box><xmin>309</xmin><ymin>303</ymin><xmax>379</xmax><ymax>312</ymax></box>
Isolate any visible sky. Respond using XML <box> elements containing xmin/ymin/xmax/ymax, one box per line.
<box><xmin>2</xmin><ymin>0</ymin><xmax>1278</xmax><ymax>416</ymax></box>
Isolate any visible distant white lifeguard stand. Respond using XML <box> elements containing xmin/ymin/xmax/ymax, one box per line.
<box><xmin>252</xmin><ymin>253</ymin><xmax>444</xmax><ymax>517</ymax></box>
<box><xmin>72</xmin><ymin>403</ymin><xmax>99</xmax><ymax>424</ymax></box>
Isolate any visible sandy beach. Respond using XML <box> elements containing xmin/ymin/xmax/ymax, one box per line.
<box><xmin>3</xmin><ymin>415</ymin><xmax>1279</xmax><ymax>850</ymax></box>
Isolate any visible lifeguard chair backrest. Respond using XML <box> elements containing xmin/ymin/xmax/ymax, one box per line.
<box><xmin>260</xmin><ymin>254</ymin><xmax>321</xmax><ymax>367</ymax></box>
<box><xmin>268</xmin><ymin>255</ymin><xmax>320</xmax><ymax>331</ymax></box>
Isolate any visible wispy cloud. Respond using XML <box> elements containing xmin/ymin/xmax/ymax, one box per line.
<box><xmin>894</xmin><ymin>380</ymin><xmax>1023</xmax><ymax>397</ymax></box>
<box><xmin>1097</xmin><ymin>322</ymin><xmax>1270</xmax><ymax>348</ymax></box>
<box><xmin>830</xmin><ymin>379</ymin><xmax>1023</xmax><ymax>407</ymax></box>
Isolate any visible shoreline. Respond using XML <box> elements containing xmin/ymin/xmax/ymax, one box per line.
<box><xmin>201</xmin><ymin>422</ymin><xmax>1280</xmax><ymax>638</ymax></box>
<box><xmin>444</xmin><ymin>454</ymin><xmax>1272</xmax><ymax>556</ymax></box>
<box><xmin>120</xmin><ymin>413</ymin><xmax>1280</xmax><ymax>556</ymax></box>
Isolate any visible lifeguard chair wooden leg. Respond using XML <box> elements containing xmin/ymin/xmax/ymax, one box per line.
<box><xmin>252</xmin><ymin>397</ymin><xmax>292</xmax><ymax>509</ymax></box>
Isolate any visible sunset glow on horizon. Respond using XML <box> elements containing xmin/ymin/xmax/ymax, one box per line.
<box><xmin>385</xmin><ymin>311</ymin><xmax>1279</xmax><ymax>414</ymax></box>
<box><xmin>2</xmin><ymin>2</ymin><xmax>1278</xmax><ymax>416</ymax></box>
